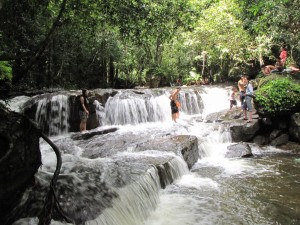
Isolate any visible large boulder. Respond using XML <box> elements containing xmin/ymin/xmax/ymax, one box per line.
<box><xmin>225</xmin><ymin>142</ymin><xmax>253</xmax><ymax>158</ymax></box>
<box><xmin>289</xmin><ymin>113</ymin><xmax>300</xmax><ymax>142</ymax></box>
<box><xmin>0</xmin><ymin>104</ymin><xmax>41</xmax><ymax>224</ymax></box>
<box><xmin>135</xmin><ymin>135</ymin><xmax>199</xmax><ymax>169</ymax></box>
<box><xmin>9</xmin><ymin>134</ymin><xmax>198</xmax><ymax>224</ymax></box>
<box><xmin>229</xmin><ymin>119</ymin><xmax>260</xmax><ymax>142</ymax></box>
<box><xmin>270</xmin><ymin>133</ymin><xmax>289</xmax><ymax>146</ymax></box>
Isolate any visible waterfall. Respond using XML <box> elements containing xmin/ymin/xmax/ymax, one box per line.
<box><xmin>178</xmin><ymin>90</ymin><xmax>203</xmax><ymax>115</ymax></box>
<box><xmin>103</xmin><ymin>92</ymin><xmax>170</xmax><ymax>125</ymax></box>
<box><xmin>24</xmin><ymin>88</ymin><xmax>206</xmax><ymax>133</ymax></box>
<box><xmin>103</xmin><ymin>89</ymin><xmax>204</xmax><ymax>125</ymax></box>
<box><xmin>86</xmin><ymin>155</ymin><xmax>189</xmax><ymax>225</ymax></box>
<box><xmin>35</xmin><ymin>94</ymin><xmax>69</xmax><ymax>136</ymax></box>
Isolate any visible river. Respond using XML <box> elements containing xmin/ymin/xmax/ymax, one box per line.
<box><xmin>7</xmin><ymin>86</ymin><xmax>300</xmax><ymax>225</ymax></box>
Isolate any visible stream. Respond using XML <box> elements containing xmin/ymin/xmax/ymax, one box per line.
<box><xmin>7</xmin><ymin>86</ymin><xmax>300</xmax><ymax>225</ymax></box>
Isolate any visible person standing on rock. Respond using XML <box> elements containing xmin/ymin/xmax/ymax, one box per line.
<box><xmin>79</xmin><ymin>89</ymin><xmax>89</xmax><ymax>132</ymax></box>
<box><xmin>169</xmin><ymin>87</ymin><xmax>181</xmax><ymax>122</ymax></box>
<box><xmin>242</xmin><ymin>77</ymin><xmax>254</xmax><ymax>123</ymax></box>
<box><xmin>238</xmin><ymin>75</ymin><xmax>246</xmax><ymax>107</ymax></box>
<box><xmin>229</xmin><ymin>86</ymin><xmax>238</xmax><ymax>110</ymax></box>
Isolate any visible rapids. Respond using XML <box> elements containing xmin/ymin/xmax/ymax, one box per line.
<box><xmin>5</xmin><ymin>86</ymin><xmax>300</xmax><ymax>225</ymax></box>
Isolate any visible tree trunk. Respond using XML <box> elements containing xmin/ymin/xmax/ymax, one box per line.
<box><xmin>109</xmin><ymin>56</ymin><xmax>115</xmax><ymax>87</ymax></box>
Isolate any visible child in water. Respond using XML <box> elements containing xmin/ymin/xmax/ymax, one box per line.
<box><xmin>229</xmin><ymin>86</ymin><xmax>238</xmax><ymax>110</ymax></box>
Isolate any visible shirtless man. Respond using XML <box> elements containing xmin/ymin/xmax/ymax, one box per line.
<box><xmin>169</xmin><ymin>87</ymin><xmax>181</xmax><ymax>122</ymax></box>
<box><xmin>238</xmin><ymin>75</ymin><xmax>246</xmax><ymax>107</ymax></box>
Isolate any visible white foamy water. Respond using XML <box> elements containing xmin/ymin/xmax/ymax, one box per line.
<box><xmin>1</xmin><ymin>95</ymin><xmax>31</xmax><ymax>112</ymax></box>
<box><xmin>201</xmin><ymin>86</ymin><xmax>230</xmax><ymax>117</ymax></box>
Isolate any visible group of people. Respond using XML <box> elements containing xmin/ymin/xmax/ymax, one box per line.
<box><xmin>80</xmin><ymin>81</ymin><xmax>253</xmax><ymax>130</ymax></box>
<box><xmin>262</xmin><ymin>46</ymin><xmax>300</xmax><ymax>76</ymax></box>
<box><xmin>229</xmin><ymin>74</ymin><xmax>254</xmax><ymax>123</ymax></box>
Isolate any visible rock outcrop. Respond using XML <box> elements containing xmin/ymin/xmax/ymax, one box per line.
<box><xmin>290</xmin><ymin>113</ymin><xmax>300</xmax><ymax>142</ymax></box>
<box><xmin>0</xmin><ymin>104</ymin><xmax>41</xmax><ymax>224</ymax></box>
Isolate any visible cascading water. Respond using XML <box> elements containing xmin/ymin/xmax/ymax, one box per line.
<box><xmin>6</xmin><ymin>86</ymin><xmax>300</xmax><ymax>225</ymax></box>
<box><xmin>86</xmin><ymin>153</ymin><xmax>189</xmax><ymax>225</ymax></box>
<box><xmin>35</xmin><ymin>94</ymin><xmax>69</xmax><ymax>135</ymax></box>
<box><xmin>103</xmin><ymin>89</ymin><xmax>204</xmax><ymax>125</ymax></box>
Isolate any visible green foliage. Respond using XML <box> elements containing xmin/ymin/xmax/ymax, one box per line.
<box><xmin>1</xmin><ymin>0</ymin><xmax>300</xmax><ymax>91</ymax></box>
<box><xmin>0</xmin><ymin>61</ymin><xmax>12</xmax><ymax>81</ymax></box>
<box><xmin>255</xmin><ymin>77</ymin><xmax>300</xmax><ymax>115</ymax></box>
<box><xmin>183</xmin><ymin>70</ymin><xmax>201</xmax><ymax>85</ymax></box>
<box><xmin>239</xmin><ymin>0</ymin><xmax>300</xmax><ymax>62</ymax></box>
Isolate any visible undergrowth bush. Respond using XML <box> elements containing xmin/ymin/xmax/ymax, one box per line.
<box><xmin>255</xmin><ymin>77</ymin><xmax>300</xmax><ymax>115</ymax></box>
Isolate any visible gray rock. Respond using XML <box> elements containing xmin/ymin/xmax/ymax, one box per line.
<box><xmin>136</xmin><ymin>135</ymin><xmax>199</xmax><ymax>169</ymax></box>
<box><xmin>270</xmin><ymin>129</ymin><xmax>283</xmax><ymax>140</ymax></box>
<box><xmin>253</xmin><ymin>135</ymin><xmax>267</xmax><ymax>145</ymax></box>
<box><xmin>270</xmin><ymin>133</ymin><xmax>289</xmax><ymax>146</ymax></box>
<box><xmin>225</xmin><ymin>142</ymin><xmax>253</xmax><ymax>158</ymax></box>
<box><xmin>229</xmin><ymin>119</ymin><xmax>260</xmax><ymax>142</ymax></box>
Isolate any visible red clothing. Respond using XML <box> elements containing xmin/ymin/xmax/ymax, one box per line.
<box><xmin>280</xmin><ymin>50</ymin><xmax>287</xmax><ymax>64</ymax></box>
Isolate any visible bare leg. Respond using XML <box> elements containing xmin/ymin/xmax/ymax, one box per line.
<box><xmin>243</xmin><ymin>110</ymin><xmax>248</xmax><ymax>119</ymax></box>
<box><xmin>80</xmin><ymin>119</ymin><xmax>87</xmax><ymax>132</ymax></box>
<box><xmin>172</xmin><ymin>113</ymin><xmax>177</xmax><ymax>122</ymax></box>
<box><xmin>248</xmin><ymin>112</ymin><xmax>252</xmax><ymax>122</ymax></box>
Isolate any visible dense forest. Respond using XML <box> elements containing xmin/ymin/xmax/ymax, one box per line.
<box><xmin>1</xmin><ymin>0</ymin><xmax>300</xmax><ymax>93</ymax></box>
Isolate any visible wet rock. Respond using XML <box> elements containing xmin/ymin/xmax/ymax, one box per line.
<box><xmin>135</xmin><ymin>135</ymin><xmax>199</xmax><ymax>169</ymax></box>
<box><xmin>205</xmin><ymin>110</ymin><xmax>227</xmax><ymax>122</ymax></box>
<box><xmin>270</xmin><ymin>129</ymin><xmax>283</xmax><ymax>140</ymax></box>
<box><xmin>229</xmin><ymin>119</ymin><xmax>260</xmax><ymax>142</ymax></box>
<box><xmin>253</xmin><ymin>135</ymin><xmax>267</xmax><ymax>145</ymax></box>
<box><xmin>225</xmin><ymin>142</ymin><xmax>253</xmax><ymax>158</ymax></box>
<box><xmin>270</xmin><ymin>133</ymin><xmax>289</xmax><ymax>146</ymax></box>
<box><xmin>289</xmin><ymin>113</ymin><xmax>300</xmax><ymax>142</ymax></box>
<box><xmin>0</xmin><ymin>104</ymin><xmax>41</xmax><ymax>224</ymax></box>
<box><xmin>71</xmin><ymin>127</ymin><xmax>118</xmax><ymax>140</ymax></box>
<box><xmin>81</xmin><ymin>133</ymin><xmax>199</xmax><ymax>170</ymax></box>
